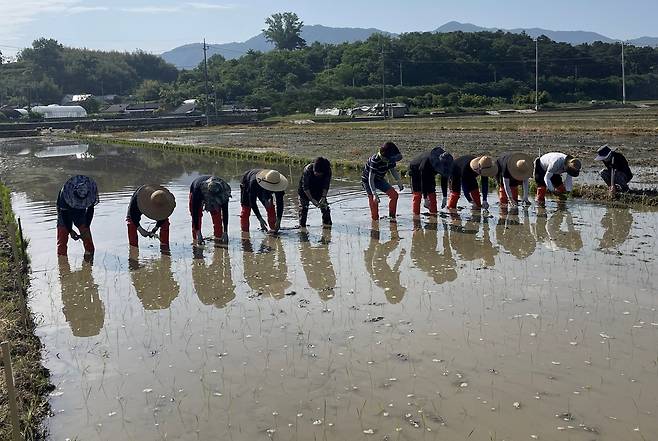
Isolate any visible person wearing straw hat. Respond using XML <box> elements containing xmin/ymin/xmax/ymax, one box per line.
<box><xmin>533</xmin><ymin>152</ymin><xmax>581</xmax><ymax>206</ymax></box>
<box><xmin>594</xmin><ymin>144</ymin><xmax>633</xmax><ymax>194</ymax></box>
<box><xmin>189</xmin><ymin>175</ymin><xmax>232</xmax><ymax>244</ymax></box>
<box><xmin>495</xmin><ymin>152</ymin><xmax>533</xmax><ymax>207</ymax></box>
<box><xmin>126</xmin><ymin>185</ymin><xmax>176</xmax><ymax>253</ymax></box>
<box><xmin>362</xmin><ymin>141</ymin><xmax>404</xmax><ymax>220</ymax></box>
<box><xmin>446</xmin><ymin>155</ymin><xmax>497</xmax><ymax>210</ymax></box>
<box><xmin>56</xmin><ymin>175</ymin><xmax>99</xmax><ymax>256</ymax></box>
<box><xmin>298</xmin><ymin>157</ymin><xmax>333</xmax><ymax>228</ymax></box>
<box><xmin>240</xmin><ymin>169</ymin><xmax>288</xmax><ymax>233</ymax></box>
<box><xmin>409</xmin><ymin>146</ymin><xmax>454</xmax><ymax>216</ymax></box>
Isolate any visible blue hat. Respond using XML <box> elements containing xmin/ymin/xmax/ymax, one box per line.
<box><xmin>62</xmin><ymin>175</ymin><xmax>98</xmax><ymax>209</ymax></box>
<box><xmin>595</xmin><ymin>144</ymin><xmax>615</xmax><ymax>161</ymax></box>
<box><xmin>429</xmin><ymin>146</ymin><xmax>453</xmax><ymax>176</ymax></box>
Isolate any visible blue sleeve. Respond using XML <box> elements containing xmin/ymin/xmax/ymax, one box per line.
<box><xmin>481</xmin><ymin>177</ymin><xmax>489</xmax><ymax>201</ymax></box>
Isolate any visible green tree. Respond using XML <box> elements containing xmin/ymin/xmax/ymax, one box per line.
<box><xmin>135</xmin><ymin>79</ymin><xmax>164</xmax><ymax>101</ymax></box>
<box><xmin>263</xmin><ymin>12</ymin><xmax>306</xmax><ymax>51</ymax></box>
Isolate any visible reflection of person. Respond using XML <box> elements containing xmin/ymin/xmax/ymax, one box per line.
<box><xmin>496</xmin><ymin>209</ymin><xmax>537</xmax><ymax>259</ymax></box>
<box><xmin>129</xmin><ymin>252</ymin><xmax>180</xmax><ymax>310</ymax></box>
<box><xmin>447</xmin><ymin>155</ymin><xmax>497</xmax><ymax>210</ymax></box>
<box><xmin>448</xmin><ymin>213</ymin><xmax>498</xmax><ymax>267</ymax></box>
<box><xmin>364</xmin><ymin>222</ymin><xmax>407</xmax><ymax>303</ymax></box>
<box><xmin>58</xmin><ymin>256</ymin><xmax>104</xmax><ymax>337</ymax></box>
<box><xmin>362</xmin><ymin>142</ymin><xmax>404</xmax><ymax>220</ymax></box>
<box><xmin>594</xmin><ymin>145</ymin><xmax>633</xmax><ymax>194</ymax></box>
<box><xmin>599</xmin><ymin>207</ymin><xmax>633</xmax><ymax>250</ymax></box>
<box><xmin>298</xmin><ymin>157</ymin><xmax>333</xmax><ymax>228</ymax></box>
<box><xmin>189</xmin><ymin>175</ymin><xmax>231</xmax><ymax>245</ymax></box>
<box><xmin>242</xmin><ymin>235</ymin><xmax>291</xmax><ymax>299</ymax></box>
<box><xmin>192</xmin><ymin>247</ymin><xmax>236</xmax><ymax>308</ymax></box>
<box><xmin>541</xmin><ymin>207</ymin><xmax>583</xmax><ymax>252</ymax></box>
<box><xmin>534</xmin><ymin>152</ymin><xmax>581</xmax><ymax>206</ymax></box>
<box><xmin>127</xmin><ymin>185</ymin><xmax>176</xmax><ymax>254</ymax></box>
<box><xmin>411</xmin><ymin>219</ymin><xmax>457</xmax><ymax>285</ymax></box>
<box><xmin>495</xmin><ymin>153</ymin><xmax>533</xmax><ymax>207</ymax></box>
<box><xmin>299</xmin><ymin>229</ymin><xmax>336</xmax><ymax>300</ymax></box>
<box><xmin>240</xmin><ymin>169</ymin><xmax>288</xmax><ymax>233</ymax></box>
<box><xmin>409</xmin><ymin>146</ymin><xmax>454</xmax><ymax>215</ymax></box>
<box><xmin>56</xmin><ymin>175</ymin><xmax>98</xmax><ymax>256</ymax></box>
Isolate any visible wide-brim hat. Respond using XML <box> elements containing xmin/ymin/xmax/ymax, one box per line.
<box><xmin>201</xmin><ymin>177</ymin><xmax>231</xmax><ymax>211</ymax></box>
<box><xmin>256</xmin><ymin>170</ymin><xmax>289</xmax><ymax>192</ymax></box>
<box><xmin>506</xmin><ymin>153</ymin><xmax>533</xmax><ymax>181</ymax></box>
<box><xmin>595</xmin><ymin>144</ymin><xmax>616</xmax><ymax>161</ymax></box>
<box><xmin>62</xmin><ymin>175</ymin><xmax>98</xmax><ymax>209</ymax></box>
<box><xmin>470</xmin><ymin>156</ymin><xmax>499</xmax><ymax>178</ymax></box>
<box><xmin>565</xmin><ymin>156</ymin><xmax>582</xmax><ymax>177</ymax></box>
<box><xmin>430</xmin><ymin>146</ymin><xmax>453</xmax><ymax>176</ymax></box>
<box><xmin>136</xmin><ymin>185</ymin><xmax>176</xmax><ymax>221</ymax></box>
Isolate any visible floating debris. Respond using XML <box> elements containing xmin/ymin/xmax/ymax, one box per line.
<box><xmin>365</xmin><ymin>316</ymin><xmax>384</xmax><ymax>323</ymax></box>
<box><xmin>513</xmin><ymin>402</ymin><xmax>521</xmax><ymax>409</ymax></box>
<box><xmin>363</xmin><ymin>428</ymin><xmax>375</xmax><ymax>434</ymax></box>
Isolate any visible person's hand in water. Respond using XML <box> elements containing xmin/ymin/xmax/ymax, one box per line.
<box><xmin>70</xmin><ymin>230</ymin><xmax>80</xmax><ymax>240</ymax></box>
<box><xmin>138</xmin><ymin>226</ymin><xmax>150</xmax><ymax>237</ymax></box>
<box><xmin>259</xmin><ymin>218</ymin><xmax>269</xmax><ymax>232</ymax></box>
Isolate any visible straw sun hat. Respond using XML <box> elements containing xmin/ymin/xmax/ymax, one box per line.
<box><xmin>565</xmin><ymin>155</ymin><xmax>582</xmax><ymax>177</ymax></box>
<box><xmin>256</xmin><ymin>170</ymin><xmax>289</xmax><ymax>192</ymax></box>
<box><xmin>62</xmin><ymin>175</ymin><xmax>99</xmax><ymax>209</ymax></box>
<box><xmin>136</xmin><ymin>185</ymin><xmax>176</xmax><ymax>221</ymax></box>
<box><xmin>469</xmin><ymin>156</ymin><xmax>499</xmax><ymax>177</ymax></box>
<box><xmin>506</xmin><ymin>153</ymin><xmax>533</xmax><ymax>181</ymax></box>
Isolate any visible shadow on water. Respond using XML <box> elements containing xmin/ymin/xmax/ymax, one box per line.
<box><xmin>58</xmin><ymin>255</ymin><xmax>104</xmax><ymax>337</ymax></box>
<box><xmin>191</xmin><ymin>245</ymin><xmax>236</xmax><ymax>308</ymax></box>
<box><xmin>298</xmin><ymin>228</ymin><xmax>337</xmax><ymax>301</ymax></box>
<box><xmin>128</xmin><ymin>247</ymin><xmax>180</xmax><ymax>310</ymax></box>
<box><xmin>364</xmin><ymin>221</ymin><xmax>407</xmax><ymax>304</ymax></box>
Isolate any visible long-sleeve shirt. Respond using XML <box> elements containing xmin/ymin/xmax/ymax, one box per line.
<box><xmin>56</xmin><ymin>190</ymin><xmax>94</xmax><ymax>228</ymax></box>
<box><xmin>241</xmin><ymin>169</ymin><xmax>284</xmax><ymax>222</ymax></box>
<box><xmin>127</xmin><ymin>186</ymin><xmax>166</xmax><ymax>229</ymax></box>
<box><xmin>189</xmin><ymin>175</ymin><xmax>229</xmax><ymax>232</ymax></box>
<box><xmin>298</xmin><ymin>163</ymin><xmax>331</xmax><ymax>198</ymax></box>
<box><xmin>361</xmin><ymin>153</ymin><xmax>401</xmax><ymax>195</ymax></box>
<box><xmin>450</xmin><ymin>155</ymin><xmax>489</xmax><ymax>200</ymax></box>
<box><xmin>409</xmin><ymin>151</ymin><xmax>449</xmax><ymax>197</ymax></box>
<box><xmin>496</xmin><ymin>153</ymin><xmax>529</xmax><ymax>201</ymax></box>
<box><xmin>603</xmin><ymin>152</ymin><xmax>633</xmax><ymax>181</ymax></box>
<box><xmin>539</xmin><ymin>152</ymin><xmax>573</xmax><ymax>192</ymax></box>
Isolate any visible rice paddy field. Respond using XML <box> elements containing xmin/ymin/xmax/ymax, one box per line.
<box><xmin>0</xmin><ymin>134</ymin><xmax>657</xmax><ymax>441</ymax></box>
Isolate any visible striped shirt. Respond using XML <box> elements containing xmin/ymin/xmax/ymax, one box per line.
<box><xmin>361</xmin><ymin>153</ymin><xmax>395</xmax><ymax>182</ymax></box>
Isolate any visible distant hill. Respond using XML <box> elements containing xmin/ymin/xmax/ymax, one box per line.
<box><xmin>161</xmin><ymin>25</ymin><xmax>392</xmax><ymax>69</ymax></box>
<box><xmin>162</xmin><ymin>21</ymin><xmax>658</xmax><ymax>69</ymax></box>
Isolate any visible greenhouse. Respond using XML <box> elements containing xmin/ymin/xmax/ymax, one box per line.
<box><xmin>31</xmin><ymin>105</ymin><xmax>87</xmax><ymax>119</ymax></box>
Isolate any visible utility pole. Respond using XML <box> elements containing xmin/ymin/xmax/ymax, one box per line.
<box><xmin>621</xmin><ymin>41</ymin><xmax>626</xmax><ymax>105</ymax></box>
<box><xmin>535</xmin><ymin>38</ymin><xmax>539</xmax><ymax>111</ymax></box>
<box><xmin>399</xmin><ymin>61</ymin><xmax>403</xmax><ymax>87</ymax></box>
<box><xmin>381</xmin><ymin>39</ymin><xmax>386</xmax><ymax>119</ymax></box>
<box><xmin>203</xmin><ymin>38</ymin><xmax>210</xmax><ymax>126</ymax></box>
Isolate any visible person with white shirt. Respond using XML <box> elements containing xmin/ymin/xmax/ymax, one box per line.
<box><xmin>533</xmin><ymin>152</ymin><xmax>582</xmax><ymax>206</ymax></box>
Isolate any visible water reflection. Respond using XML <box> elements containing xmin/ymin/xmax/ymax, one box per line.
<box><xmin>496</xmin><ymin>208</ymin><xmax>537</xmax><ymax>259</ymax></box>
<box><xmin>364</xmin><ymin>222</ymin><xmax>407</xmax><ymax>304</ymax></box>
<box><xmin>58</xmin><ymin>256</ymin><xmax>104</xmax><ymax>337</ymax></box>
<box><xmin>536</xmin><ymin>206</ymin><xmax>583</xmax><ymax>252</ymax></box>
<box><xmin>599</xmin><ymin>207</ymin><xmax>633</xmax><ymax>250</ymax></box>
<box><xmin>192</xmin><ymin>246</ymin><xmax>236</xmax><ymax>308</ymax></box>
<box><xmin>411</xmin><ymin>219</ymin><xmax>457</xmax><ymax>285</ymax></box>
<box><xmin>448</xmin><ymin>213</ymin><xmax>498</xmax><ymax>267</ymax></box>
<box><xmin>242</xmin><ymin>234</ymin><xmax>291</xmax><ymax>299</ymax></box>
<box><xmin>129</xmin><ymin>248</ymin><xmax>180</xmax><ymax>310</ymax></box>
<box><xmin>298</xmin><ymin>229</ymin><xmax>336</xmax><ymax>301</ymax></box>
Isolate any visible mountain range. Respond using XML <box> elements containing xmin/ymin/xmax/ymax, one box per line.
<box><xmin>161</xmin><ymin>21</ymin><xmax>658</xmax><ymax>69</ymax></box>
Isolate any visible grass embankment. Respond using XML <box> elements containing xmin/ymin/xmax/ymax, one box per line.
<box><xmin>0</xmin><ymin>182</ymin><xmax>52</xmax><ymax>440</ymax></box>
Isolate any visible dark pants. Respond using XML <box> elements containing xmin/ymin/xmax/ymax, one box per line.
<box><xmin>409</xmin><ymin>165</ymin><xmax>436</xmax><ymax>195</ymax></box>
<box><xmin>298</xmin><ymin>188</ymin><xmax>331</xmax><ymax>227</ymax></box>
<box><xmin>57</xmin><ymin>208</ymin><xmax>94</xmax><ymax>255</ymax></box>
<box><xmin>127</xmin><ymin>217</ymin><xmax>170</xmax><ymax>251</ymax></box>
<box><xmin>600</xmin><ymin>169</ymin><xmax>630</xmax><ymax>192</ymax></box>
<box><xmin>534</xmin><ymin>158</ymin><xmax>563</xmax><ymax>188</ymax></box>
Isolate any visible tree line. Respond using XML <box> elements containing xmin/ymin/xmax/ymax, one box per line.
<box><xmin>2</xmin><ymin>21</ymin><xmax>658</xmax><ymax>115</ymax></box>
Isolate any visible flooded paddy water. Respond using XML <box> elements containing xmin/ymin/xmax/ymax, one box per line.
<box><xmin>1</xmin><ymin>138</ymin><xmax>657</xmax><ymax>440</ymax></box>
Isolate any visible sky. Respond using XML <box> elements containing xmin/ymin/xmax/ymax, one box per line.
<box><xmin>1</xmin><ymin>0</ymin><xmax>657</xmax><ymax>58</ymax></box>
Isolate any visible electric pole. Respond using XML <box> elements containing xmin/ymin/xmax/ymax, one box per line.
<box><xmin>621</xmin><ymin>41</ymin><xmax>626</xmax><ymax>105</ymax></box>
<box><xmin>535</xmin><ymin>38</ymin><xmax>539</xmax><ymax>111</ymax></box>
<box><xmin>399</xmin><ymin>61</ymin><xmax>403</xmax><ymax>87</ymax></box>
<box><xmin>203</xmin><ymin>38</ymin><xmax>210</xmax><ymax>126</ymax></box>
<box><xmin>381</xmin><ymin>38</ymin><xmax>386</xmax><ymax>119</ymax></box>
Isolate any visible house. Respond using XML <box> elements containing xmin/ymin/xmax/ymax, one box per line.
<box><xmin>125</xmin><ymin>102</ymin><xmax>161</xmax><ymax>116</ymax></box>
<box><xmin>171</xmin><ymin>99</ymin><xmax>200</xmax><ymax>115</ymax></box>
<box><xmin>101</xmin><ymin>104</ymin><xmax>130</xmax><ymax>115</ymax></box>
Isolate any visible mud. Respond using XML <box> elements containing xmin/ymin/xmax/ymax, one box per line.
<box><xmin>1</xmin><ymin>138</ymin><xmax>657</xmax><ymax>441</ymax></box>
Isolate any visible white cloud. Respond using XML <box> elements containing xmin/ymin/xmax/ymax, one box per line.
<box><xmin>67</xmin><ymin>6</ymin><xmax>110</xmax><ymax>13</ymax></box>
<box><xmin>187</xmin><ymin>2</ymin><xmax>236</xmax><ymax>10</ymax></box>
<box><xmin>118</xmin><ymin>6</ymin><xmax>182</xmax><ymax>13</ymax></box>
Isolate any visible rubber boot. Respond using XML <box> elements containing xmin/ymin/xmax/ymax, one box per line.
<box><xmin>321</xmin><ymin>206</ymin><xmax>332</xmax><ymax>226</ymax></box>
<box><xmin>299</xmin><ymin>204</ymin><xmax>309</xmax><ymax>227</ymax></box>
<box><xmin>266</xmin><ymin>203</ymin><xmax>277</xmax><ymax>230</ymax></box>
<box><xmin>159</xmin><ymin>219</ymin><xmax>170</xmax><ymax>254</ymax></box>
<box><xmin>79</xmin><ymin>226</ymin><xmax>95</xmax><ymax>255</ymax></box>
<box><xmin>469</xmin><ymin>189</ymin><xmax>482</xmax><ymax>208</ymax></box>
<box><xmin>498</xmin><ymin>186</ymin><xmax>508</xmax><ymax>205</ymax></box>
<box><xmin>367</xmin><ymin>194</ymin><xmax>379</xmax><ymax>220</ymax></box>
<box><xmin>211</xmin><ymin>210</ymin><xmax>223</xmax><ymax>237</ymax></box>
<box><xmin>127</xmin><ymin>219</ymin><xmax>139</xmax><ymax>247</ymax></box>
<box><xmin>427</xmin><ymin>193</ymin><xmax>438</xmax><ymax>214</ymax></box>
<box><xmin>535</xmin><ymin>186</ymin><xmax>547</xmax><ymax>205</ymax></box>
<box><xmin>510</xmin><ymin>185</ymin><xmax>519</xmax><ymax>203</ymax></box>
<box><xmin>386</xmin><ymin>188</ymin><xmax>399</xmax><ymax>218</ymax></box>
<box><xmin>447</xmin><ymin>191</ymin><xmax>460</xmax><ymax>209</ymax></box>
<box><xmin>555</xmin><ymin>184</ymin><xmax>567</xmax><ymax>194</ymax></box>
<box><xmin>412</xmin><ymin>192</ymin><xmax>422</xmax><ymax>216</ymax></box>
<box><xmin>57</xmin><ymin>226</ymin><xmax>69</xmax><ymax>256</ymax></box>
<box><xmin>240</xmin><ymin>205</ymin><xmax>251</xmax><ymax>232</ymax></box>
